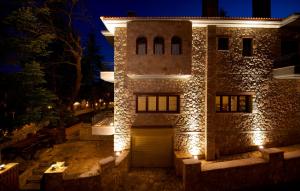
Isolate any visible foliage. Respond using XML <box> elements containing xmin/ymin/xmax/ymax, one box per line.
<box><xmin>18</xmin><ymin>61</ymin><xmax>58</xmax><ymax>126</ymax></box>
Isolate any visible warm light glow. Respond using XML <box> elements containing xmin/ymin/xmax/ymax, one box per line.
<box><xmin>110</xmin><ymin>123</ymin><xmax>114</xmax><ymax>126</ymax></box>
<box><xmin>73</xmin><ymin>102</ymin><xmax>80</xmax><ymax>106</ymax></box>
<box><xmin>258</xmin><ymin>145</ymin><xmax>264</xmax><ymax>149</ymax></box>
<box><xmin>47</xmin><ymin>105</ymin><xmax>52</xmax><ymax>109</ymax></box>
<box><xmin>193</xmin><ymin>155</ymin><xmax>198</xmax><ymax>160</ymax></box>
<box><xmin>252</xmin><ymin>130</ymin><xmax>266</xmax><ymax>146</ymax></box>
<box><xmin>187</xmin><ymin>133</ymin><xmax>201</xmax><ymax>156</ymax></box>
<box><xmin>0</xmin><ymin>164</ymin><xmax>5</xmax><ymax>170</ymax></box>
<box><xmin>95</xmin><ymin>103</ymin><xmax>98</xmax><ymax>106</ymax></box>
<box><xmin>115</xmin><ymin>151</ymin><xmax>121</xmax><ymax>157</ymax></box>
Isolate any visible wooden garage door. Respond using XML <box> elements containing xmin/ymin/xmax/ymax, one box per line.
<box><xmin>131</xmin><ymin>128</ymin><xmax>173</xmax><ymax>167</ymax></box>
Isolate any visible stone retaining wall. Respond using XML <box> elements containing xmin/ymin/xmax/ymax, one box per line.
<box><xmin>43</xmin><ymin>151</ymin><xmax>129</xmax><ymax>191</ymax></box>
<box><xmin>182</xmin><ymin>148</ymin><xmax>300</xmax><ymax>191</ymax></box>
<box><xmin>0</xmin><ymin>163</ymin><xmax>19</xmax><ymax>191</ymax></box>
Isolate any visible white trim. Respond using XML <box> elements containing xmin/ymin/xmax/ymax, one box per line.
<box><xmin>100</xmin><ymin>71</ymin><xmax>114</xmax><ymax>83</ymax></box>
<box><xmin>127</xmin><ymin>74</ymin><xmax>191</xmax><ymax>80</ymax></box>
<box><xmin>100</xmin><ymin>16</ymin><xmax>285</xmax><ymax>35</ymax></box>
<box><xmin>273</xmin><ymin>66</ymin><xmax>300</xmax><ymax>79</ymax></box>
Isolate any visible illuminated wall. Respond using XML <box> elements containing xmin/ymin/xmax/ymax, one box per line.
<box><xmin>114</xmin><ymin>28</ymin><xmax>133</xmax><ymax>151</ymax></box>
<box><xmin>114</xmin><ymin>24</ymin><xmax>207</xmax><ymax>155</ymax></box>
<box><xmin>212</xmin><ymin>27</ymin><xmax>300</xmax><ymax>155</ymax></box>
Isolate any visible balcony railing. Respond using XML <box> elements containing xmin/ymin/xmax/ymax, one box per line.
<box><xmin>273</xmin><ymin>53</ymin><xmax>300</xmax><ymax>79</ymax></box>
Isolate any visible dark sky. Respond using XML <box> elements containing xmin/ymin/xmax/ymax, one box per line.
<box><xmin>76</xmin><ymin>0</ymin><xmax>300</xmax><ymax>64</ymax></box>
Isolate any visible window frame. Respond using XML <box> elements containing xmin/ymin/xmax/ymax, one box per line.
<box><xmin>217</xmin><ymin>37</ymin><xmax>229</xmax><ymax>51</ymax></box>
<box><xmin>242</xmin><ymin>38</ymin><xmax>253</xmax><ymax>57</ymax></box>
<box><xmin>153</xmin><ymin>36</ymin><xmax>165</xmax><ymax>55</ymax></box>
<box><xmin>136</xmin><ymin>94</ymin><xmax>180</xmax><ymax>113</ymax></box>
<box><xmin>215</xmin><ymin>94</ymin><xmax>252</xmax><ymax>113</ymax></box>
<box><xmin>171</xmin><ymin>36</ymin><xmax>182</xmax><ymax>55</ymax></box>
<box><xmin>136</xmin><ymin>37</ymin><xmax>147</xmax><ymax>55</ymax></box>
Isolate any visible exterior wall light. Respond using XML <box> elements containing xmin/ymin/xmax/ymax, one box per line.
<box><xmin>258</xmin><ymin>145</ymin><xmax>264</xmax><ymax>149</ymax></box>
<box><xmin>0</xmin><ymin>164</ymin><xmax>5</xmax><ymax>170</ymax></box>
<box><xmin>115</xmin><ymin>151</ymin><xmax>121</xmax><ymax>157</ymax></box>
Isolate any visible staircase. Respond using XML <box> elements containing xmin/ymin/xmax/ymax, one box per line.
<box><xmin>20</xmin><ymin>161</ymin><xmax>53</xmax><ymax>191</ymax></box>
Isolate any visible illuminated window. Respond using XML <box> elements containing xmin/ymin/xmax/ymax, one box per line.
<box><xmin>154</xmin><ymin>37</ymin><xmax>164</xmax><ymax>55</ymax></box>
<box><xmin>218</xmin><ymin>37</ymin><xmax>229</xmax><ymax>51</ymax></box>
<box><xmin>216</xmin><ymin>95</ymin><xmax>251</xmax><ymax>113</ymax></box>
<box><xmin>243</xmin><ymin>38</ymin><xmax>253</xmax><ymax>56</ymax></box>
<box><xmin>148</xmin><ymin>96</ymin><xmax>157</xmax><ymax>111</ymax></box>
<box><xmin>136</xmin><ymin>37</ymin><xmax>147</xmax><ymax>55</ymax></box>
<box><xmin>137</xmin><ymin>96</ymin><xmax>146</xmax><ymax>111</ymax></box>
<box><xmin>171</xmin><ymin>36</ymin><xmax>182</xmax><ymax>55</ymax></box>
<box><xmin>136</xmin><ymin>94</ymin><xmax>179</xmax><ymax>113</ymax></box>
<box><xmin>158</xmin><ymin>96</ymin><xmax>167</xmax><ymax>111</ymax></box>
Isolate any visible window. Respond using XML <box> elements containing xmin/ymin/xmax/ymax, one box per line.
<box><xmin>171</xmin><ymin>36</ymin><xmax>182</xmax><ymax>55</ymax></box>
<box><xmin>218</xmin><ymin>37</ymin><xmax>229</xmax><ymax>51</ymax></box>
<box><xmin>215</xmin><ymin>95</ymin><xmax>251</xmax><ymax>113</ymax></box>
<box><xmin>154</xmin><ymin>37</ymin><xmax>164</xmax><ymax>55</ymax></box>
<box><xmin>243</xmin><ymin>38</ymin><xmax>253</xmax><ymax>56</ymax></box>
<box><xmin>136</xmin><ymin>37</ymin><xmax>147</xmax><ymax>55</ymax></box>
<box><xmin>136</xmin><ymin>94</ymin><xmax>179</xmax><ymax>113</ymax></box>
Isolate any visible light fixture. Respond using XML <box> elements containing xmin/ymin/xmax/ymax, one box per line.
<box><xmin>0</xmin><ymin>164</ymin><xmax>5</xmax><ymax>170</ymax></box>
<box><xmin>115</xmin><ymin>151</ymin><xmax>121</xmax><ymax>157</ymax></box>
<box><xmin>258</xmin><ymin>145</ymin><xmax>264</xmax><ymax>149</ymax></box>
<box><xmin>193</xmin><ymin>155</ymin><xmax>198</xmax><ymax>160</ymax></box>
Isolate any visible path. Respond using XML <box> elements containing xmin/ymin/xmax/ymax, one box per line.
<box><xmin>118</xmin><ymin>168</ymin><xmax>183</xmax><ymax>191</ymax></box>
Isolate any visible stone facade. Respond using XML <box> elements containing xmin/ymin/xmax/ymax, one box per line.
<box><xmin>109</xmin><ymin>16</ymin><xmax>300</xmax><ymax>162</ymax></box>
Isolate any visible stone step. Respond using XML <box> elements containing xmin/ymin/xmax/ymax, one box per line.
<box><xmin>20</xmin><ymin>182</ymin><xmax>40</xmax><ymax>191</ymax></box>
<box><xmin>26</xmin><ymin>175</ymin><xmax>42</xmax><ymax>184</ymax></box>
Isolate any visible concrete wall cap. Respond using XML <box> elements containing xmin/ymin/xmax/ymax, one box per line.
<box><xmin>99</xmin><ymin>156</ymin><xmax>115</xmax><ymax>165</ymax></box>
<box><xmin>183</xmin><ymin>159</ymin><xmax>201</xmax><ymax>165</ymax></box>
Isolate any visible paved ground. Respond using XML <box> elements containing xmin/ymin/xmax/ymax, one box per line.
<box><xmin>118</xmin><ymin>168</ymin><xmax>183</xmax><ymax>191</ymax></box>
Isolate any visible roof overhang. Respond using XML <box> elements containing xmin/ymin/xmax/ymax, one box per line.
<box><xmin>273</xmin><ymin>65</ymin><xmax>300</xmax><ymax>79</ymax></box>
<box><xmin>281</xmin><ymin>14</ymin><xmax>300</xmax><ymax>28</ymax></box>
<box><xmin>100</xmin><ymin>71</ymin><xmax>114</xmax><ymax>83</ymax></box>
<box><xmin>100</xmin><ymin>16</ymin><xmax>285</xmax><ymax>36</ymax></box>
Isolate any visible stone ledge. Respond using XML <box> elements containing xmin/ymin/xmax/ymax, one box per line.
<box><xmin>284</xmin><ymin>150</ymin><xmax>300</xmax><ymax>160</ymax></box>
<box><xmin>202</xmin><ymin>158</ymin><xmax>266</xmax><ymax>171</ymax></box>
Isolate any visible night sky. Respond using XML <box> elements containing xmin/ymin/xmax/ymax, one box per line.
<box><xmin>76</xmin><ymin>0</ymin><xmax>300</xmax><ymax>65</ymax></box>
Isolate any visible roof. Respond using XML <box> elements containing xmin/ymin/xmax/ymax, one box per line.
<box><xmin>100</xmin><ymin>14</ymin><xmax>300</xmax><ymax>36</ymax></box>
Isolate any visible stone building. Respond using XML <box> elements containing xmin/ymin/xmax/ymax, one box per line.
<box><xmin>100</xmin><ymin>5</ymin><xmax>300</xmax><ymax>167</ymax></box>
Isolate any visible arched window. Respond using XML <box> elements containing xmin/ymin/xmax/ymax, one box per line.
<box><xmin>171</xmin><ymin>36</ymin><xmax>182</xmax><ymax>55</ymax></box>
<box><xmin>153</xmin><ymin>37</ymin><xmax>164</xmax><ymax>55</ymax></box>
<box><xmin>136</xmin><ymin>37</ymin><xmax>147</xmax><ymax>55</ymax></box>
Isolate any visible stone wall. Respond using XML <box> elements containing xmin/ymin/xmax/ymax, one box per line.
<box><xmin>210</xmin><ymin>27</ymin><xmax>300</xmax><ymax>155</ymax></box>
<box><xmin>44</xmin><ymin>152</ymin><xmax>129</xmax><ymax>191</ymax></box>
<box><xmin>114</xmin><ymin>26</ymin><xmax>207</xmax><ymax>155</ymax></box>
<box><xmin>127</xmin><ymin>20</ymin><xmax>192</xmax><ymax>75</ymax></box>
<box><xmin>114</xmin><ymin>21</ymin><xmax>300</xmax><ymax>160</ymax></box>
<box><xmin>114</xmin><ymin>28</ymin><xmax>133</xmax><ymax>151</ymax></box>
<box><xmin>182</xmin><ymin>148</ymin><xmax>300</xmax><ymax>191</ymax></box>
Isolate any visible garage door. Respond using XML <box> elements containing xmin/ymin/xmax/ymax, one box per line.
<box><xmin>131</xmin><ymin>128</ymin><xmax>173</xmax><ymax>167</ymax></box>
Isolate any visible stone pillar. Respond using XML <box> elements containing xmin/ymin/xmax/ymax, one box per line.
<box><xmin>43</xmin><ymin>164</ymin><xmax>67</xmax><ymax>191</ymax></box>
<box><xmin>174</xmin><ymin>151</ymin><xmax>192</xmax><ymax>177</ymax></box>
<box><xmin>261</xmin><ymin>148</ymin><xmax>284</xmax><ymax>184</ymax></box>
<box><xmin>182</xmin><ymin>159</ymin><xmax>201</xmax><ymax>191</ymax></box>
<box><xmin>206</xmin><ymin>25</ymin><xmax>217</xmax><ymax>160</ymax></box>
<box><xmin>0</xmin><ymin>163</ymin><xmax>19</xmax><ymax>191</ymax></box>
